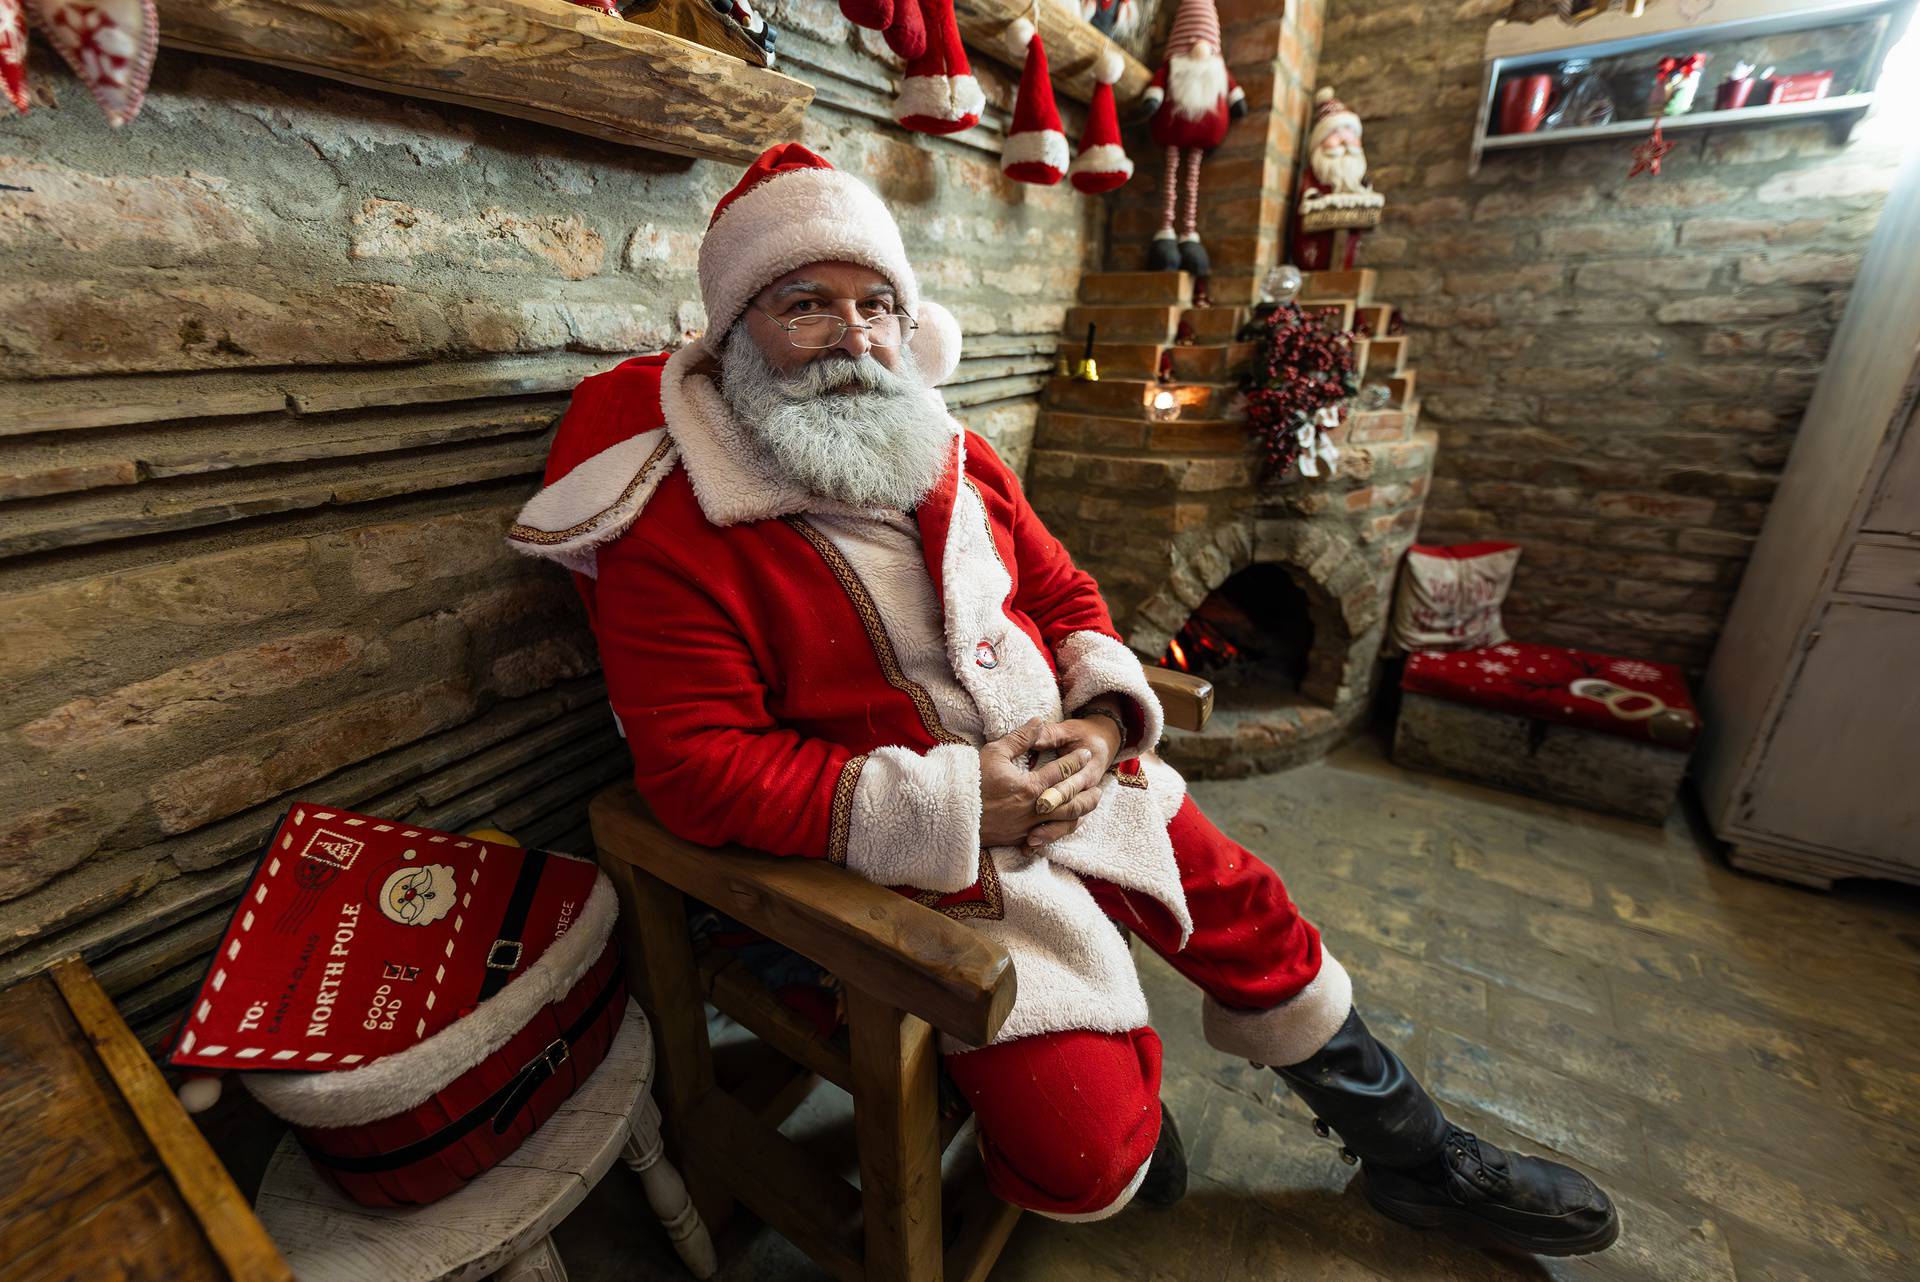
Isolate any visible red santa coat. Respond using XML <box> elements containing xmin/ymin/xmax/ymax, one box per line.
<box><xmin>509</xmin><ymin>345</ymin><xmax>1196</xmax><ymax>1050</ymax></box>
<box><xmin>1145</xmin><ymin>60</ymin><xmax>1244</xmax><ymax>152</ymax></box>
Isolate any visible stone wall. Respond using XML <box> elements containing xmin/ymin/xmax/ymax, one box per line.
<box><xmin>1315</xmin><ymin>0</ymin><xmax>1901</xmax><ymax>667</ymax></box>
<box><xmin>0</xmin><ymin>4</ymin><xmax>1101</xmax><ymax>1034</ymax></box>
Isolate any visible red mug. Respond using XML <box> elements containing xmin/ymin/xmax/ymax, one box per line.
<box><xmin>1498</xmin><ymin>74</ymin><xmax>1556</xmax><ymax>133</ymax></box>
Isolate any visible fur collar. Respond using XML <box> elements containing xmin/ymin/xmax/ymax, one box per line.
<box><xmin>660</xmin><ymin>342</ymin><xmax>963</xmax><ymax>529</ymax></box>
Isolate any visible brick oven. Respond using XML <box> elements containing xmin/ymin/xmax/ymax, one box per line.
<box><xmin>1026</xmin><ymin>268</ymin><xmax>1438</xmax><ymax>778</ymax></box>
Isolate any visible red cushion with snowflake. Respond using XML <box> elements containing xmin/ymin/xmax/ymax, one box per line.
<box><xmin>1402</xmin><ymin>642</ymin><xmax>1700</xmax><ymax>749</ymax></box>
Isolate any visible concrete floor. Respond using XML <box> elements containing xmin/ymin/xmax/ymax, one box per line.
<box><xmin>553</xmin><ymin>737</ymin><xmax>1920</xmax><ymax>1282</ymax></box>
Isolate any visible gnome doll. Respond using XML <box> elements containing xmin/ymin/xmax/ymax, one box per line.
<box><xmin>1292</xmin><ymin>86</ymin><xmax>1386</xmax><ymax>272</ymax></box>
<box><xmin>1142</xmin><ymin>0</ymin><xmax>1245</xmax><ymax>276</ymax></box>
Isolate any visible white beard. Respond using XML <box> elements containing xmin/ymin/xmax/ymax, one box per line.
<box><xmin>719</xmin><ymin>329</ymin><xmax>952</xmax><ymax>511</ymax></box>
<box><xmin>1311</xmin><ymin>144</ymin><xmax>1370</xmax><ymax>194</ymax></box>
<box><xmin>1167</xmin><ymin>51</ymin><xmax>1228</xmax><ymax>120</ymax></box>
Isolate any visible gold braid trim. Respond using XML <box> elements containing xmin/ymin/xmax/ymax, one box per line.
<box><xmin>785</xmin><ymin>514</ymin><xmax>1002</xmax><ymax>923</ymax></box>
<box><xmin>827</xmin><ymin>753</ymin><xmax>868</xmax><ymax>866</ymax></box>
<box><xmin>508</xmin><ymin>435</ymin><xmax>675</xmax><ymax>547</ymax></box>
<box><xmin>783</xmin><ymin>516</ymin><xmax>970</xmax><ymax>747</ymax></box>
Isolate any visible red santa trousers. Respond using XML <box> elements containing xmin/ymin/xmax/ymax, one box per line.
<box><xmin>943</xmin><ymin>792</ymin><xmax>1330</xmax><ymax>1219</ymax></box>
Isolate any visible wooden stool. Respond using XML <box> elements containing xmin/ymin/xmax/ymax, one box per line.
<box><xmin>254</xmin><ymin>999</ymin><xmax>716</xmax><ymax>1281</ymax></box>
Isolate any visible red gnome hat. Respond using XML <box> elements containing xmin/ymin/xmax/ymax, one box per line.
<box><xmin>1001</xmin><ymin>18</ymin><xmax>1067</xmax><ymax>184</ymax></box>
<box><xmin>1070</xmin><ymin>49</ymin><xmax>1132</xmax><ymax>194</ymax></box>
<box><xmin>895</xmin><ymin>0</ymin><xmax>984</xmax><ymax>134</ymax></box>
<box><xmin>838</xmin><ymin>0</ymin><xmax>891</xmax><ymax>33</ymax></box>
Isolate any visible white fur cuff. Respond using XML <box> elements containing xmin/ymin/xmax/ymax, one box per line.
<box><xmin>1031</xmin><ymin>1153</ymin><xmax>1151</xmax><ymax>1223</ymax></box>
<box><xmin>1201</xmin><ymin>950</ymin><xmax>1353</xmax><ymax>1068</ymax></box>
<box><xmin>1056</xmin><ymin>630</ymin><xmax>1165</xmax><ymax>761</ymax></box>
<box><xmin>842</xmin><ymin>744</ymin><xmax>983</xmax><ymax>893</ymax></box>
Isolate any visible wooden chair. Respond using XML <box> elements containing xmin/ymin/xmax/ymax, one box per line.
<box><xmin>590</xmin><ymin>667</ymin><xmax>1213</xmax><ymax>1282</ymax></box>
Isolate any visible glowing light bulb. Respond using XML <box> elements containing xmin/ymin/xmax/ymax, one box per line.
<box><xmin>1150</xmin><ymin>389</ymin><xmax>1181</xmax><ymax>422</ymax></box>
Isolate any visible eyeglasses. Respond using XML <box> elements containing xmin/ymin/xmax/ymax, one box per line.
<box><xmin>758</xmin><ymin>305</ymin><xmax>919</xmax><ymax>349</ymax></box>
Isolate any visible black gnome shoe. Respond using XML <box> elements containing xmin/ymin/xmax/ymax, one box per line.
<box><xmin>1270</xmin><ymin>1009</ymin><xmax>1619</xmax><ymax>1256</ymax></box>
<box><xmin>1135</xmin><ymin>1101</ymin><xmax>1188</xmax><ymax>1208</ymax></box>
<box><xmin>1177</xmin><ymin>235</ymin><xmax>1211</xmax><ymax>278</ymax></box>
<box><xmin>1148</xmin><ymin>232</ymin><xmax>1182</xmax><ymax>271</ymax></box>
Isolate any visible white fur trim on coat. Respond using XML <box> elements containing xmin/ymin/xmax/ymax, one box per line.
<box><xmin>1002</xmin><ymin>128</ymin><xmax>1069</xmax><ymax>178</ymax></box>
<box><xmin>1056</xmin><ymin>629</ymin><xmax>1166</xmax><ymax>761</ymax></box>
<box><xmin>844</xmin><ymin>744</ymin><xmax>983</xmax><ymax>893</ymax></box>
<box><xmin>1069</xmin><ymin>144</ymin><xmax>1134</xmax><ymax>181</ymax></box>
<box><xmin>700</xmin><ymin>166</ymin><xmax>920</xmax><ymax>355</ymax></box>
<box><xmin>241</xmin><ymin>869</ymin><xmax>619</xmax><ymax>1129</ymax></box>
<box><xmin>947</xmin><ymin>849</ymin><xmax>1149</xmax><ymax>1052</ymax></box>
<box><xmin>507</xmin><ymin>428</ymin><xmax>678</xmax><ymax>575</ymax></box>
<box><xmin>1201</xmin><ymin>949</ymin><xmax>1353</xmax><ymax>1068</ymax></box>
<box><xmin>939</xmin><ymin>452</ymin><xmax>1066</xmax><ymax>741</ymax></box>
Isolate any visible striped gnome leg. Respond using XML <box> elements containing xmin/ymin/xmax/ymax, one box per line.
<box><xmin>1148</xmin><ymin>145</ymin><xmax>1182</xmax><ymax>271</ymax></box>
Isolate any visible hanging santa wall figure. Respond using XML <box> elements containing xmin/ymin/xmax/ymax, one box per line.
<box><xmin>1142</xmin><ymin>0</ymin><xmax>1245</xmax><ymax>276</ymax></box>
<box><xmin>1292</xmin><ymin>86</ymin><xmax>1386</xmax><ymax>273</ymax></box>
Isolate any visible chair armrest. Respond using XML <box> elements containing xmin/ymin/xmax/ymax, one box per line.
<box><xmin>1146</xmin><ymin>665</ymin><xmax>1213</xmax><ymax>732</ymax></box>
<box><xmin>590</xmin><ymin>783</ymin><xmax>1016</xmax><ymax>1048</ymax></box>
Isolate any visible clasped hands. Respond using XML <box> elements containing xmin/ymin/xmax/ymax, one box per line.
<box><xmin>978</xmin><ymin>697</ymin><xmax>1128</xmax><ymax>848</ymax></box>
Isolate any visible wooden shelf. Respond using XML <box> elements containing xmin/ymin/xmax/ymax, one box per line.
<box><xmin>1481</xmin><ymin>91</ymin><xmax>1876</xmax><ymax>150</ymax></box>
<box><xmin>955</xmin><ymin>0</ymin><xmax>1150</xmax><ymax>107</ymax></box>
<box><xmin>1468</xmin><ymin>0</ymin><xmax>1915</xmax><ymax>172</ymax></box>
<box><xmin>154</xmin><ymin>0</ymin><xmax>813</xmax><ymax>165</ymax></box>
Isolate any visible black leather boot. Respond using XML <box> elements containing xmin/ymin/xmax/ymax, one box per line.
<box><xmin>1271</xmin><ymin>1009</ymin><xmax>1619</xmax><ymax>1256</ymax></box>
<box><xmin>1135</xmin><ymin>1101</ymin><xmax>1188</xmax><ymax>1208</ymax></box>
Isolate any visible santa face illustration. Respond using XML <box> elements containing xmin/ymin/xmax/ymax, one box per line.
<box><xmin>378</xmin><ymin>863</ymin><xmax>458</xmax><ymax>926</ymax></box>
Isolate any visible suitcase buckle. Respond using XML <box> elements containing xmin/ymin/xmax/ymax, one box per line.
<box><xmin>542</xmin><ymin>1038</ymin><xmax>569</xmax><ymax>1070</ymax></box>
<box><xmin>486</xmin><ymin>939</ymin><xmax>524</xmax><ymax>971</ymax></box>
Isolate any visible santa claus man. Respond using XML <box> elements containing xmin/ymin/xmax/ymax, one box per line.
<box><xmin>508</xmin><ymin>144</ymin><xmax>1618</xmax><ymax>1254</ymax></box>
<box><xmin>1143</xmin><ymin>0</ymin><xmax>1246</xmax><ymax>277</ymax></box>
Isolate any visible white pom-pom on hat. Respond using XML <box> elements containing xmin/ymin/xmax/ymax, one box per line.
<box><xmin>1004</xmin><ymin>16</ymin><xmax>1035</xmax><ymax>56</ymax></box>
<box><xmin>1094</xmin><ymin>48</ymin><xmax>1125</xmax><ymax>86</ymax></box>
<box><xmin>1316</xmin><ymin>86</ymin><xmax>1335</xmax><ymax>104</ymax></box>
<box><xmin>908</xmin><ymin>299</ymin><xmax>963</xmax><ymax>387</ymax></box>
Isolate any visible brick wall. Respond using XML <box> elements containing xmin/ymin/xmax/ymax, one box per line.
<box><xmin>1315</xmin><ymin>0</ymin><xmax>1901</xmax><ymax>667</ymax></box>
<box><xmin>0</xmin><ymin>2</ymin><xmax>1099</xmax><ymax>1034</ymax></box>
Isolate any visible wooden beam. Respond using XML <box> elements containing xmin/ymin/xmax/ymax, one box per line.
<box><xmin>592</xmin><ymin>784</ymin><xmax>1017</xmax><ymax>1048</ymax></box>
<box><xmin>954</xmin><ymin>0</ymin><xmax>1150</xmax><ymax>107</ymax></box>
<box><xmin>153</xmin><ymin>0</ymin><xmax>812</xmax><ymax>165</ymax></box>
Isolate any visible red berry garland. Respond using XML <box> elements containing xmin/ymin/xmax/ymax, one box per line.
<box><xmin>1241</xmin><ymin>303</ymin><xmax>1359</xmax><ymax>481</ymax></box>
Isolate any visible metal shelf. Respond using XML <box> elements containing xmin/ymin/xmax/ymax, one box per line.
<box><xmin>1467</xmin><ymin>0</ymin><xmax>1915</xmax><ymax>173</ymax></box>
<box><xmin>1480</xmin><ymin>91</ymin><xmax>1876</xmax><ymax>150</ymax></box>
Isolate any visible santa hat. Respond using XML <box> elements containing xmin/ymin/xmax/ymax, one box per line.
<box><xmin>1000</xmin><ymin>18</ymin><xmax>1066</xmax><ymax>185</ymax></box>
<box><xmin>883</xmin><ymin>0</ymin><xmax>926</xmax><ymax>60</ymax></box>
<box><xmin>895</xmin><ymin>0</ymin><xmax>984</xmax><ymax>134</ymax></box>
<box><xmin>1165</xmin><ymin>0</ymin><xmax>1222</xmax><ymax>56</ymax></box>
<box><xmin>1309</xmin><ymin>86</ymin><xmax>1362</xmax><ymax>151</ymax></box>
<box><xmin>838</xmin><ymin>0</ymin><xmax>891</xmax><ymax>32</ymax></box>
<box><xmin>698</xmin><ymin>142</ymin><xmax>961</xmax><ymax>383</ymax></box>
<box><xmin>1069</xmin><ymin>49</ymin><xmax>1132</xmax><ymax>194</ymax></box>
